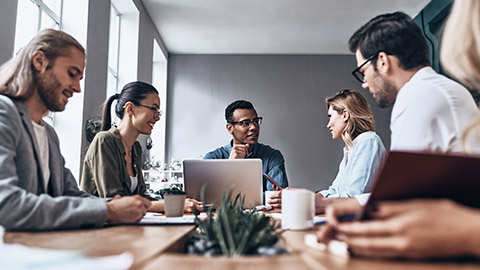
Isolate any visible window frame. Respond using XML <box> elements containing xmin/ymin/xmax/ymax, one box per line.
<box><xmin>107</xmin><ymin>3</ymin><xmax>121</xmax><ymax>96</ymax></box>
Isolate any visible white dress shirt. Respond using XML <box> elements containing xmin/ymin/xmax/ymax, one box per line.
<box><xmin>390</xmin><ymin>67</ymin><xmax>479</xmax><ymax>153</ymax></box>
<box><xmin>355</xmin><ymin>67</ymin><xmax>479</xmax><ymax>206</ymax></box>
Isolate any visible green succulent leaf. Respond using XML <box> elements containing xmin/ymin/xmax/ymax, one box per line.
<box><xmin>194</xmin><ymin>187</ymin><xmax>282</xmax><ymax>256</ymax></box>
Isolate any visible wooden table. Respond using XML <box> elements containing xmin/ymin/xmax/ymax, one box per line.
<box><xmin>5</xmin><ymin>223</ymin><xmax>480</xmax><ymax>270</ymax></box>
<box><xmin>4</xmin><ymin>225</ymin><xmax>195</xmax><ymax>270</ymax></box>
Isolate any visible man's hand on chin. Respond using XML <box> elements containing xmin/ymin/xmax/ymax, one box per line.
<box><xmin>229</xmin><ymin>144</ymin><xmax>249</xmax><ymax>159</ymax></box>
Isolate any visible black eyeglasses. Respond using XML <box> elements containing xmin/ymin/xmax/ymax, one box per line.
<box><xmin>352</xmin><ymin>52</ymin><xmax>379</xmax><ymax>83</ymax></box>
<box><xmin>229</xmin><ymin>117</ymin><xmax>263</xmax><ymax>128</ymax></box>
<box><xmin>137</xmin><ymin>104</ymin><xmax>162</xmax><ymax>117</ymax></box>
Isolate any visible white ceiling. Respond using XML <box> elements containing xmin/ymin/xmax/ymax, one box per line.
<box><xmin>142</xmin><ymin>0</ymin><xmax>431</xmax><ymax>55</ymax></box>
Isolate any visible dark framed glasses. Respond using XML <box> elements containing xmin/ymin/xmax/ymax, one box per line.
<box><xmin>229</xmin><ymin>117</ymin><xmax>263</xmax><ymax>128</ymax></box>
<box><xmin>351</xmin><ymin>52</ymin><xmax>380</xmax><ymax>83</ymax></box>
<box><xmin>137</xmin><ymin>104</ymin><xmax>162</xmax><ymax>117</ymax></box>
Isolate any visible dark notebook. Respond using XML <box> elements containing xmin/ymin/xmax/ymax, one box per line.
<box><xmin>363</xmin><ymin>151</ymin><xmax>480</xmax><ymax>219</ymax></box>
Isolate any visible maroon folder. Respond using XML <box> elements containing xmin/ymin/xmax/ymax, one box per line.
<box><xmin>363</xmin><ymin>151</ymin><xmax>480</xmax><ymax>219</ymax></box>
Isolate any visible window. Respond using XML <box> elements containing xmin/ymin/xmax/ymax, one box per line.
<box><xmin>15</xmin><ymin>0</ymin><xmax>63</xmax><ymax>126</ymax></box>
<box><xmin>107</xmin><ymin>3</ymin><xmax>121</xmax><ymax>98</ymax></box>
<box><xmin>106</xmin><ymin>0</ymin><xmax>140</xmax><ymax>126</ymax></box>
<box><xmin>150</xmin><ymin>40</ymin><xmax>168</xmax><ymax>165</ymax></box>
<box><xmin>14</xmin><ymin>0</ymin><xmax>63</xmax><ymax>55</ymax></box>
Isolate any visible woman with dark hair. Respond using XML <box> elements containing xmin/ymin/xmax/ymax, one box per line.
<box><xmin>81</xmin><ymin>81</ymin><xmax>200</xmax><ymax>212</ymax></box>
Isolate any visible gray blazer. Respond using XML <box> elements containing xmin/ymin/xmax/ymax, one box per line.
<box><xmin>0</xmin><ymin>95</ymin><xmax>107</xmax><ymax>231</ymax></box>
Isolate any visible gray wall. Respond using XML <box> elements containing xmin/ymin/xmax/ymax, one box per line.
<box><xmin>166</xmin><ymin>54</ymin><xmax>391</xmax><ymax>191</ymax></box>
<box><xmin>80</xmin><ymin>0</ymin><xmax>111</xmax><ymax>164</ymax></box>
<box><xmin>135</xmin><ymin>0</ymin><xmax>168</xmax><ymax>82</ymax></box>
<box><xmin>134</xmin><ymin>0</ymin><xmax>169</xmax><ymax>149</ymax></box>
<box><xmin>0</xmin><ymin>0</ymin><xmax>17</xmax><ymax>64</ymax></box>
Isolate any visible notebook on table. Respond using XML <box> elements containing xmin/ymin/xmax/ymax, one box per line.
<box><xmin>183</xmin><ymin>159</ymin><xmax>263</xmax><ymax>208</ymax></box>
<box><xmin>103</xmin><ymin>213</ymin><xmax>196</xmax><ymax>227</ymax></box>
<box><xmin>363</xmin><ymin>151</ymin><xmax>480</xmax><ymax>219</ymax></box>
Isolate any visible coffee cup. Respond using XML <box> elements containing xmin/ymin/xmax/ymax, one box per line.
<box><xmin>163</xmin><ymin>190</ymin><xmax>186</xmax><ymax>217</ymax></box>
<box><xmin>265</xmin><ymin>190</ymin><xmax>279</xmax><ymax>208</ymax></box>
<box><xmin>281</xmin><ymin>189</ymin><xmax>314</xmax><ymax>230</ymax></box>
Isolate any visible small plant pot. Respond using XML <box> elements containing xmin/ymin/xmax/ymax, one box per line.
<box><xmin>164</xmin><ymin>194</ymin><xmax>186</xmax><ymax>217</ymax></box>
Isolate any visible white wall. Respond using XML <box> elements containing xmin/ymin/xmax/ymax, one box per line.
<box><xmin>150</xmin><ymin>40</ymin><xmax>168</xmax><ymax>164</ymax></box>
<box><xmin>166</xmin><ymin>54</ymin><xmax>392</xmax><ymax>191</ymax></box>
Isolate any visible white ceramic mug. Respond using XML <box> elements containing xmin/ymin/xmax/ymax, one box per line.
<box><xmin>265</xmin><ymin>190</ymin><xmax>279</xmax><ymax>208</ymax></box>
<box><xmin>281</xmin><ymin>189</ymin><xmax>315</xmax><ymax>230</ymax></box>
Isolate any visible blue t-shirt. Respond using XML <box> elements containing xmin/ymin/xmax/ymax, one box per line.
<box><xmin>204</xmin><ymin>141</ymin><xmax>289</xmax><ymax>191</ymax></box>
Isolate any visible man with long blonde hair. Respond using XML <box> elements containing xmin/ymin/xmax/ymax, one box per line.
<box><xmin>0</xmin><ymin>29</ymin><xmax>151</xmax><ymax>231</ymax></box>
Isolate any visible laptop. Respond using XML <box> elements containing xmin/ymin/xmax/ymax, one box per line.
<box><xmin>183</xmin><ymin>159</ymin><xmax>263</xmax><ymax>208</ymax></box>
<box><xmin>363</xmin><ymin>151</ymin><xmax>480</xmax><ymax>219</ymax></box>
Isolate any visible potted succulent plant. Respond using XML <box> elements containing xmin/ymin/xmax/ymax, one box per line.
<box><xmin>186</xmin><ymin>189</ymin><xmax>287</xmax><ymax>257</ymax></box>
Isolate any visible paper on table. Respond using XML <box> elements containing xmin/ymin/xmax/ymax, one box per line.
<box><xmin>313</xmin><ymin>216</ymin><xmax>327</xmax><ymax>225</ymax></box>
<box><xmin>0</xmin><ymin>243</ymin><xmax>133</xmax><ymax>270</ymax></box>
<box><xmin>139</xmin><ymin>212</ymin><xmax>196</xmax><ymax>224</ymax></box>
<box><xmin>304</xmin><ymin>233</ymin><xmax>349</xmax><ymax>257</ymax></box>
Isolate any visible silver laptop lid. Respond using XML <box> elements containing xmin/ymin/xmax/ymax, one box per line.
<box><xmin>183</xmin><ymin>159</ymin><xmax>263</xmax><ymax>208</ymax></box>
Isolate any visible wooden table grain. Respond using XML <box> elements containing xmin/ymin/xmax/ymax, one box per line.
<box><xmin>5</xmin><ymin>222</ymin><xmax>480</xmax><ymax>270</ymax></box>
<box><xmin>4</xmin><ymin>225</ymin><xmax>195</xmax><ymax>269</ymax></box>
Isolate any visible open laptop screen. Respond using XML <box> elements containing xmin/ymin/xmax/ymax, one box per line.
<box><xmin>183</xmin><ymin>159</ymin><xmax>263</xmax><ymax>208</ymax></box>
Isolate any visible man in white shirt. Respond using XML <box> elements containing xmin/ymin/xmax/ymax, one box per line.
<box><xmin>350</xmin><ymin>11</ymin><xmax>478</xmax><ymax>205</ymax></box>
<box><xmin>350</xmin><ymin>12</ymin><xmax>478</xmax><ymax>153</ymax></box>
<box><xmin>317</xmin><ymin>11</ymin><xmax>480</xmax><ymax>252</ymax></box>
<box><xmin>318</xmin><ymin>12</ymin><xmax>479</xmax><ymax>212</ymax></box>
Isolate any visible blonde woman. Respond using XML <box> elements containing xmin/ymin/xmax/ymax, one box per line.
<box><xmin>441</xmin><ymin>0</ymin><xmax>480</xmax><ymax>154</ymax></box>
<box><xmin>317</xmin><ymin>0</ymin><xmax>480</xmax><ymax>259</ymax></box>
<box><xmin>319</xmin><ymin>89</ymin><xmax>386</xmax><ymax>198</ymax></box>
<box><xmin>269</xmin><ymin>89</ymin><xmax>385</xmax><ymax>212</ymax></box>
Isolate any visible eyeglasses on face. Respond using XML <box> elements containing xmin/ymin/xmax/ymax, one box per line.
<box><xmin>137</xmin><ymin>104</ymin><xmax>162</xmax><ymax>117</ymax></box>
<box><xmin>229</xmin><ymin>117</ymin><xmax>263</xmax><ymax>128</ymax></box>
<box><xmin>351</xmin><ymin>52</ymin><xmax>380</xmax><ymax>83</ymax></box>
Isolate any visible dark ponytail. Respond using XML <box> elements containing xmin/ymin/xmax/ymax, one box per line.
<box><xmin>100</xmin><ymin>93</ymin><xmax>120</xmax><ymax>131</ymax></box>
<box><xmin>100</xmin><ymin>81</ymin><xmax>159</xmax><ymax>131</ymax></box>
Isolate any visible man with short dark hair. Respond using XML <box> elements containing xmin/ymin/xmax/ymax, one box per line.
<box><xmin>204</xmin><ymin>100</ymin><xmax>288</xmax><ymax>191</ymax></box>
<box><xmin>318</xmin><ymin>10</ymin><xmax>480</xmax><ymax>239</ymax></box>
<box><xmin>350</xmin><ymin>11</ymin><xmax>477</xmax><ymax>153</ymax></box>
<box><xmin>0</xmin><ymin>29</ymin><xmax>150</xmax><ymax>231</ymax></box>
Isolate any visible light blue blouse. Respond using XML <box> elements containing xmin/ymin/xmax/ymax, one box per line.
<box><xmin>319</xmin><ymin>131</ymin><xmax>386</xmax><ymax>198</ymax></box>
